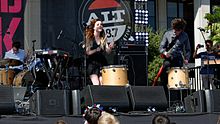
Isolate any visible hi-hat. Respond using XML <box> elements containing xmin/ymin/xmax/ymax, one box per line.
<box><xmin>0</xmin><ymin>59</ymin><xmax>23</xmax><ymax>67</ymax></box>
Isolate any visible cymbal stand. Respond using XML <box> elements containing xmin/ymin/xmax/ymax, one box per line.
<box><xmin>30</xmin><ymin>40</ymin><xmax>37</xmax><ymax>93</ymax></box>
<box><xmin>5</xmin><ymin>64</ymin><xmax>9</xmax><ymax>85</ymax></box>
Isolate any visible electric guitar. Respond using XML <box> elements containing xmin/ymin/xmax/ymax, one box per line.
<box><xmin>152</xmin><ymin>43</ymin><xmax>176</xmax><ymax>86</ymax></box>
<box><xmin>152</xmin><ymin>47</ymin><xmax>187</xmax><ymax>86</ymax></box>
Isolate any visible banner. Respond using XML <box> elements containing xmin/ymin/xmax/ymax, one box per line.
<box><xmin>0</xmin><ymin>0</ymin><xmax>25</xmax><ymax>57</ymax></box>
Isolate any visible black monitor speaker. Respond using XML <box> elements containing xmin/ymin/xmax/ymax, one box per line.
<box><xmin>80</xmin><ymin>85</ymin><xmax>130</xmax><ymax>112</ymax></box>
<box><xmin>128</xmin><ymin>86</ymin><xmax>168</xmax><ymax>111</ymax></box>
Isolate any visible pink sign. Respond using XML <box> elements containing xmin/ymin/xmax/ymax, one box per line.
<box><xmin>0</xmin><ymin>0</ymin><xmax>22</xmax><ymax>57</ymax></box>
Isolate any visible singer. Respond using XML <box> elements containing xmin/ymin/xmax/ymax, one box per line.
<box><xmin>193</xmin><ymin>40</ymin><xmax>217</xmax><ymax>89</ymax></box>
<box><xmin>159</xmin><ymin>18</ymin><xmax>191</xmax><ymax>98</ymax></box>
<box><xmin>84</xmin><ymin>19</ymin><xmax>115</xmax><ymax>85</ymax></box>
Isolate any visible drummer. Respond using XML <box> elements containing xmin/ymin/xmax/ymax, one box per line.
<box><xmin>4</xmin><ymin>41</ymin><xmax>26</xmax><ymax>75</ymax></box>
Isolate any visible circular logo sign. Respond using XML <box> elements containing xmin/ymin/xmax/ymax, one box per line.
<box><xmin>78</xmin><ymin>0</ymin><xmax>133</xmax><ymax>42</ymax></box>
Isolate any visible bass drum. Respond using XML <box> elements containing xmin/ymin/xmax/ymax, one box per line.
<box><xmin>168</xmin><ymin>67</ymin><xmax>189</xmax><ymax>89</ymax></box>
<box><xmin>101</xmin><ymin>65</ymin><xmax>128</xmax><ymax>86</ymax></box>
<box><xmin>13</xmin><ymin>70</ymin><xmax>34</xmax><ymax>87</ymax></box>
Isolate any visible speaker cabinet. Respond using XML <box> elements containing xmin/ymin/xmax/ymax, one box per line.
<box><xmin>205</xmin><ymin>89</ymin><xmax>220</xmax><ymax>112</ymax></box>
<box><xmin>0</xmin><ymin>86</ymin><xmax>15</xmax><ymax>114</ymax></box>
<box><xmin>29</xmin><ymin>90</ymin><xmax>70</xmax><ymax>115</ymax></box>
<box><xmin>80</xmin><ymin>85</ymin><xmax>130</xmax><ymax>112</ymax></box>
<box><xmin>118</xmin><ymin>53</ymin><xmax>147</xmax><ymax>86</ymax></box>
<box><xmin>184</xmin><ymin>90</ymin><xmax>206</xmax><ymax>113</ymax></box>
<box><xmin>128</xmin><ymin>86</ymin><xmax>168</xmax><ymax>111</ymax></box>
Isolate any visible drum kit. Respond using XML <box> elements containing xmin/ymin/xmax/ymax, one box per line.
<box><xmin>0</xmin><ymin>59</ymin><xmax>23</xmax><ymax>86</ymax></box>
<box><xmin>0</xmin><ymin>58</ymin><xmax>45</xmax><ymax>93</ymax></box>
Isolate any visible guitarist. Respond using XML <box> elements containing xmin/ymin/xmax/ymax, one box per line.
<box><xmin>159</xmin><ymin>18</ymin><xmax>191</xmax><ymax>99</ymax></box>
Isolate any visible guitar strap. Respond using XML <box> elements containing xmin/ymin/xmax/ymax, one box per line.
<box><xmin>167</xmin><ymin>36</ymin><xmax>178</xmax><ymax>52</ymax></box>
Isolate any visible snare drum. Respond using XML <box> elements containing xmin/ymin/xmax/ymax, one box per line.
<box><xmin>0</xmin><ymin>69</ymin><xmax>15</xmax><ymax>86</ymax></box>
<box><xmin>13</xmin><ymin>70</ymin><xmax>34</xmax><ymax>87</ymax></box>
<box><xmin>101</xmin><ymin>65</ymin><xmax>128</xmax><ymax>86</ymax></box>
<box><xmin>168</xmin><ymin>67</ymin><xmax>189</xmax><ymax>89</ymax></box>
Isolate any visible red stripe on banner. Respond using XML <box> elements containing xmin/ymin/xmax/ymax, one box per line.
<box><xmin>3</xmin><ymin>18</ymin><xmax>21</xmax><ymax>52</ymax></box>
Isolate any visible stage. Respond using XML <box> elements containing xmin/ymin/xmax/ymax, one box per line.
<box><xmin>0</xmin><ymin>112</ymin><xmax>219</xmax><ymax>124</ymax></box>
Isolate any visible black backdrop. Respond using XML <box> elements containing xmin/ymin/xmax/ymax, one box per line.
<box><xmin>41</xmin><ymin>0</ymin><xmax>83</xmax><ymax>59</ymax></box>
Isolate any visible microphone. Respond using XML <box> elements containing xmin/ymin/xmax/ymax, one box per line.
<box><xmin>197</xmin><ymin>44</ymin><xmax>204</xmax><ymax>48</ymax></box>
<box><xmin>197</xmin><ymin>27</ymin><xmax>205</xmax><ymax>32</ymax></box>
<box><xmin>57</xmin><ymin>30</ymin><xmax>63</xmax><ymax>40</ymax></box>
<box><xmin>32</xmin><ymin>40</ymin><xmax>36</xmax><ymax>43</ymax></box>
<box><xmin>82</xmin><ymin>22</ymin><xmax>87</xmax><ymax>28</ymax></box>
<box><xmin>82</xmin><ymin>21</ymin><xmax>91</xmax><ymax>29</ymax></box>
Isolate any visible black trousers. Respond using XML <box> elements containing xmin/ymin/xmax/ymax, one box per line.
<box><xmin>160</xmin><ymin>57</ymin><xmax>183</xmax><ymax>99</ymax></box>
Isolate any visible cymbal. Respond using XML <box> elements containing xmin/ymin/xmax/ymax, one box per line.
<box><xmin>0</xmin><ymin>59</ymin><xmax>23</xmax><ymax>67</ymax></box>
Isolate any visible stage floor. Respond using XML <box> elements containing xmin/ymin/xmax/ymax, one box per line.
<box><xmin>0</xmin><ymin>112</ymin><xmax>219</xmax><ymax>124</ymax></box>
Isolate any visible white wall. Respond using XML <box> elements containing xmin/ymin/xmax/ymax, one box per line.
<box><xmin>24</xmin><ymin>0</ymin><xmax>41</xmax><ymax>53</ymax></box>
<box><xmin>194</xmin><ymin>0</ymin><xmax>210</xmax><ymax>66</ymax></box>
<box><xmin>194</xmin><ymin>0</ymin><xmax>211</xmax><ymax>90</ymax></box>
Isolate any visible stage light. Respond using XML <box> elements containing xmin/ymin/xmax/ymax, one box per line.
<box><xmin>134</xmin><ymin>0</ymin><xmax>148</xmax><ymax>44</ymax></box>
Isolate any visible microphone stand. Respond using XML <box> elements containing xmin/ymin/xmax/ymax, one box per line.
<box><xmin>198</xmin><ymin>29</ymin><xmax>206</xmax><ymax>42</ymax></box>
<box><xmin>83</xmin><ymin>26</ymin><xmax>87</xmax><ymax>87</ymax></box>
<box><xmin>198</xmin><ymin>28</ymin><xmax>211</xmax><ymax>89</ymax></box>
